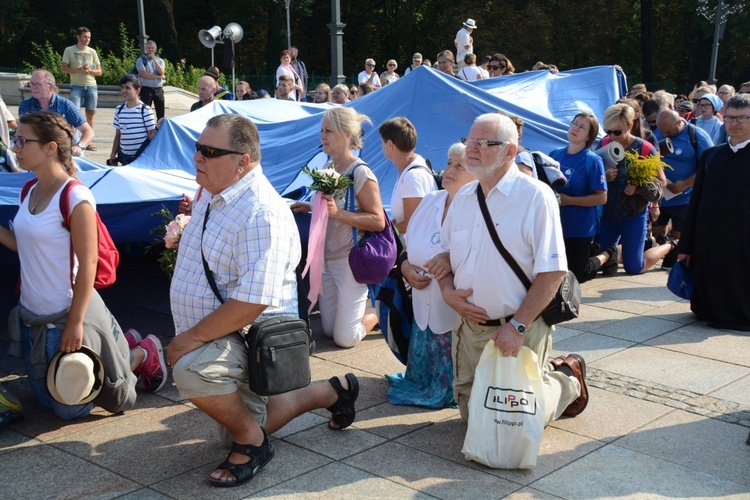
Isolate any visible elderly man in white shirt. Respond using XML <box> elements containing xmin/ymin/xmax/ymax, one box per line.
<box><xmin>433</xmin><ymin>113</ymin><xmax>588</xmax><ymax>426</ymax></box>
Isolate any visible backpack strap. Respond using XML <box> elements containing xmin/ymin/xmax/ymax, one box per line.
<box><xmin>687</xmin><ymin>123</ymin><xmax>698</xmax><ymax>157</ymax></box>
<box><xmin>20</xmin><ymin>178</ymin><xmax>39</xmax><ymax>203</ymax></box>
<box><xmin>346</xmin><ymin>161</ymin><xmax>368</xmax><ymax>245</ymax></box>
<box><xmin>640</xmin><ymin>139</ymin><xmax>654</xmax><ymax>157</ymax></box>
<box><xmin>57</xmin><ymin>179</ymin><xmax>81</xmax><ymax>287</ymax></box>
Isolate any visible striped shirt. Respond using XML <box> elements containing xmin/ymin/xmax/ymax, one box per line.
<box><xmin>113</xmin><ymin>102</ymin><xmax>155</xmax><ymax>155</ymax></box>
<box><xmin>170</xmin><ymin>166</ymin><xmax>301</xmax><ymax>335</ymax></box>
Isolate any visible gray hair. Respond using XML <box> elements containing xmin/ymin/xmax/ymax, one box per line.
<box><xmin>205</xmin><ymin>114</ymin><xmax>261</xmax><ymax>162</ymax></box>
<box><xmin>473</xmin><ymin>113</ymin><xmax>519</xmax><ymax>145</ymax></box>
<box><xmin>725</xmin><ymin>93</ymin><xmax>750</xmax><ymax>112</ymax></box>
<box><xmin>447</xmin><ymin>142</ymin><xmax>466</xmax><ymax>161</ymax></box>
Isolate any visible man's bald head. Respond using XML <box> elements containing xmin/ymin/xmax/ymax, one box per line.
<box><xmin>656</xmin><ymin>109</ymin><xmax>683</xmax><ymax>138</ymax></box>
<box><xmin>197</xmin><ymin>75</ymin><xmax>217</xmax><ymax>103</ymax></box>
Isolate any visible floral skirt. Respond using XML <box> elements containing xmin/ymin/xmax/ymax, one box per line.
<box><xmin>385</xmin><ymin>321</ymin><xmax>456</xmax><ymax>409</ymax></box>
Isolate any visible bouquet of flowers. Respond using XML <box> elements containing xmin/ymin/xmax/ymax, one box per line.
<box><xmin>624</xmin><ymin>150</ymin><xmax>671</xmax><ymax>187</ymax></box>
<box><xmin>301</xmin><ymin>165</ymin><xmax>352</xmax><ymax>197</ymax></box>
<box><xmin>149</xmin><ymin>206</ymin><xmax>191</xmax><ymax>277</ymax></box>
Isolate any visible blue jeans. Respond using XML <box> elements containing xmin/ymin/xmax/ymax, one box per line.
<box><xmin>596</xmin><ymin>211</ymin><xmax>648</xmax><ymax>275</ymax></box>
<box><xmin>68</xmin><ymin>85</ymin><xmax>98</xmax><ymax>112</ymax></box>
<box><xmin>20</xmin><ymin>324</ymin><xmax>93</xmax><ymax>420</ymax></box>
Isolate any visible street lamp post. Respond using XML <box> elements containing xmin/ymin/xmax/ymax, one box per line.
<box><xmin>697</xmin><ymin>0</ymin><xmax>746</xmax><ymax>84</ymax></box>
<box><xmin>328</xmin><ymin>0</ymin><xmax>346</xmax><ymax>86</ymax></box>
<box><xmin>285</xmin><ymin>0</ymin><xmax>292</xmax><ymax>49</ymax></box>
<box><xmin>136</xmin><ymin>0</ymin><xmax>148</xmax><ymax>56</ymax></box>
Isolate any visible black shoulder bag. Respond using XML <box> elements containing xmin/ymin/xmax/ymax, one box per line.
<box><xmin>476</xmin><ymin>184</ymin><xmax>581</xmax><ymax>325</ymax></box>
<box><xmin>201</xmin><ymin>204</ymin><xmax>313</xmax><ymax>396</ymax></box>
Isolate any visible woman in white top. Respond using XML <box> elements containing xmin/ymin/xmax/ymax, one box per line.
<box><xmin>380</xmin><ymin>60</ymin><xmax>400</xmax><ymax>86</ymax></box>
<box><xmin>292</xmin><ymin>107</ymin><xmax>384</xmax><ymax>347</ymax></box>
<box><xmin>0</xmin><ymin>112</ymin><xmax>165</xmax><ymax>420</ymax></box>
<box><xmin>458</xmin><ymin>54</ymin><xmax>484</xmax><ymax>82</ymax></box>
<box><xmin>275</xmin><ymin>50</ymin><xmax>304</xmax><ymax>101</ymax></box>
<box><xmin>379</xmin><ymin>117</ymin><xmax>437</xmax><ymax>234</ymax></box>
<box><xmin>386</xmin><ymin>143</ymin><xmax>475</xmax><ymax>408</ymax></box>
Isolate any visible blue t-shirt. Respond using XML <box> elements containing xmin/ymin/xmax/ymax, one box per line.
<box><xmin>653</xmin><ymin>121</ymin><xmax>714</xmax><ymax>207</ymax></box>
<box><xmin>18</xmin><ymin>94</ymin><xmax>86</xmax><ymax>128</ymax></box>
<box><xmin>551</xmin><ymin>148</ymin><xmax>607</xmax><ymax>238</ymax></box>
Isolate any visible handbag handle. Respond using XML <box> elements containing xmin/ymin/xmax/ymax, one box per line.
<box><xmin>345</xmin><ymin>161</ymin><xmax>369</xmax><ymax>246</ymax></box>
<box><xmin>476</xmin><ymin>184</ymin><xmax>532</xmax><ymax>291</ymax></box>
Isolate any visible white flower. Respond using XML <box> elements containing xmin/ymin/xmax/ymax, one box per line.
<box><xmin>319</xmin><ymin>168</ymin><xmax>340</xmax><ymax>180</ymax></box>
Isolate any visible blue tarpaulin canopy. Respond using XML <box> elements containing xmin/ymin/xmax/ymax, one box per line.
<box><xmin>0</xmin><ymin>65</ymin><xmax>626</xmax><ymax>242</ymax></box>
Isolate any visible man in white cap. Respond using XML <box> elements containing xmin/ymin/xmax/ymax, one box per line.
<box><xmin>455</xmin><ymin>19</ymin><xmax>476</xmax><ymax>70</ymax></box>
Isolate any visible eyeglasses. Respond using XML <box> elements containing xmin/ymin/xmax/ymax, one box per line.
<box><xmin>488</xmin><ymin>65</ymin><xmax>505</xmax><ymax>71</ymax></box>
<box><xmin>11</xmin><ymin>137</ymin><xmax>45</xmax><ymax>149</ymax></box>
<box><xmin>195</xmin><ymin>142</ymin><xmax>244</xmax><ymax>158</ymax></box>
<box><xmin>697</xmin><ymin>103</ymin><xmax>712</xmax><ymax>108</ymax></box>
<box><xmin>387</xmin><ymin>64</ymin><xmax>396</xmax><ymax>67</ymax></box>
<box><xmin>569</xmin><ymin>121</ymin><xmax>589</xmax><ymax>132</ymax></box>
<box><xmin>366</xmin><ymin>63</ymin><xmax>375</xmax><ymax>67</ymax></box>
<box><xmin>29</xmin><ymin>81</ymin><xmax>51</xmax><ymax>87</ymax></box>
<box><xmin>461</xmin><ymin>137</ymin><xmax>508</xmax><ymax>148</ymax></box>
<box><xmin>604</xmin><ymin>129</ymin><xmax>624</xmax><ymax>136</ymax></box>
<box><xmin>724</xmin><ymin>115</ymin><xmax>750</xmax><ymax>124</ymax></box>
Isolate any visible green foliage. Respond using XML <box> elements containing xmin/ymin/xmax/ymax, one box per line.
<box><xmin>23</xmin><ymin>40</ymin><xmax>64</xmax><ymax>83</ymax></box>
<box><xmin>165</xmin><ymin>58</ymin><xmax>211</xmax><ymax>92</ymax></box>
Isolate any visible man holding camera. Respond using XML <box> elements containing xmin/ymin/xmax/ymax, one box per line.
<box><xmin>137</xmin><ymin>40</ymin><xmax>166</xmax><ymax>121</ymax></box>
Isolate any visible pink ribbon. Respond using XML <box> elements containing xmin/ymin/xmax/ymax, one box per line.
<box><xmin>302</xmin><ymin>192</ymin><xmax>328</xmax><ymax>313</ymax></box>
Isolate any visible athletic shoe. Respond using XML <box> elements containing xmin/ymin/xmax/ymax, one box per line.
<box><xmin>135</xmin><ymin>335</ymin><xmax>168</xmax><ymax>393</ymax></box>
<box><xmin>124</xmin><ymin>328</ymin><xmax>142</xmax><ymax>350</ymax></box>
<box><xmin>661</xmin><ymin>240</ymin><xmax>679</xmax><ymax>270</ymax></box>
<box><xmin>0</xmin><ymin>382</ymin><xmax>22</xmax><ymax>429</ymax></box>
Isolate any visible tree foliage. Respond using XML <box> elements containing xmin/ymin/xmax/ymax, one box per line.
<box><xmin>3</xmin><ymin>0</ymin><xmax>749</xmax><ymax>91</ymax></box>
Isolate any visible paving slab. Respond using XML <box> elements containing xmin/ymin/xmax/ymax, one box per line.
<box><xmin>645</xmin><ymin>323</ymin><xmax>750</xmax><ymax>367</ymax></box>
<box><xmin>345</xmin><ymin>441</ymin><xmax>522</xmax><ymax>499</ymax></box>
<box><xmin>150</xmin><ymin>440</ymin><xmax>332</xmax><ymax>499</ymax></box>
<box><xmin>549</xmin><ymin>332</ymin><xmax>634</xmax><ymax>363</ymax></box>
<box><xmin>591</xmin><ymin>315</ymin><xmax>683</xmax><ymax>343</ymax></box>
<box><xmin>710</xmin><ymin>373</ymin><xmax>750</xmax><ymax>407</ymax></box>
<box><xmin>532</xmin><ymin>443</ymin><xmax>749</xmax><ymax>499</ymax></box>
<box><xmin>352</xmin><ymin>401</ymin><xmax>458</xmax><ymax>440</ymax></box>
<box><xmin>591</xmin><ymin>345</ymin><xmax>750</xmax><ymax>394</ymax></box>
<box><xmin>48</xmin><ymin>403</ymin><xmax>225</xmax><ymax>486</ymax></box>
<box><xmin>256</xmin><ymin>461</ymin><xmax>434</xmax><ymax>499</ymax></box>
<box><xmin>283</xmin><ymin>422</ymin><xmax>387</xmax><ymax>461</ymax></box>
<box><xmin>548</xmin><ymin>387</ymin><xmax>673</xmax><ymax>442</ymax></box>
<box><xmin>1</xmin><ymin>443</ymin><xmax>139</xmax><ymax>499</ymax></box>
<box><xmin>561</xmin><ymin>304</ymin><xmax>634</xmax><ymax>333</ymax></box>
<box><xmin>615</xmin><ymin>409</ymin><xmax>750</xmax><ymax>486</ymax></box>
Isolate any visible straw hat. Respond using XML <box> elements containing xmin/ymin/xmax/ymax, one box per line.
<box><xmin>46</xmin><ymin>346</ymin><xmax>104</xmax><ymax>406</ymax></box>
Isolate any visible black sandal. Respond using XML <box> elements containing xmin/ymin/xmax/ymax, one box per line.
<box><xmin>208</xmin><ymin>429</ymin><xmax>275</xmax><ymax>487</ymax></box>
<box><xmin>327</xmin><ymin>373</ymin><xmax>359</xmax><ymax>431</ymax></box>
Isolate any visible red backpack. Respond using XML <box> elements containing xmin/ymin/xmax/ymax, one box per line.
<box><xmin>20</xmin><ymin>179</ymin><xmax>119</xmax><ymax>289</ymax></box>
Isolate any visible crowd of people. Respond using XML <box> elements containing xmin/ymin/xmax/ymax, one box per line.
<box><xmin>3</xmin><ymin>21</ymin><xmax>750</xmax><ymax>485</ymax></box>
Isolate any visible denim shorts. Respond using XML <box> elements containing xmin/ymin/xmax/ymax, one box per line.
<box><xmin>69</xmin><ymin>85</ymin><xmax>98</xmax><ymax>112</ymax></box>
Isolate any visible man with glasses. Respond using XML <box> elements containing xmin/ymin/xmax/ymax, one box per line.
<box><xmin>678</xmin><ymin>94</ymin><xmax>750</xmax><ymax>331</ymax></box>
<box><xmin>168</xmin><ymin>114</ymin><xmax>360</xmax><ymax>487</ymax></box>
<box><xmin>61</xmin><ymin>27</ymin><xmax>102</xmax><ymax>135</ymax></box>
<box><xmin>18</xmin><ymin>69</ymin><xmax>95</xmax><ymax>157</ymax></box>
<box><xmin>357</xmin><ymin>59</ymin><xmax>381</xmax><ymax>89</ymax></box>
<box><xmin>437</xmin><ymin>113</ymin><xmax>588</xmax><ymax>430</ymax></box>
<box><xmin>652</xmin><ymin>109</ymin><xmax>713</xmax><ymax>267</ymax></box>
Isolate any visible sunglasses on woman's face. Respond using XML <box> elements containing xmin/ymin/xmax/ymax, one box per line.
<box><xmin>604</xmin><ymin>129</ymin><xmax>624</xmax><ymax>136</ymax></box>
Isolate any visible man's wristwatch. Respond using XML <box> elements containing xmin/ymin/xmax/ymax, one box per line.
<box><xmin>509</xmin><ymin>317</ymin><xmax>527</xmax><ymax>335</ymax></box>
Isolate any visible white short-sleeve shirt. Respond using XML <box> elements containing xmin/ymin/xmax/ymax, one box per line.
<box><xmin>14</xmin><ymin>180</ymin><xmax>96</xmax><ymax>315</ymax></box>
<box><xmin>404</xmin><ymin>190</ymin><xmax>457</xmax><ymax>333</ymax></box>
<box><xmin>441</xmin><ymin>165</ymin><xmax>567</xmax><ymax>319</ymax></box>
<box><xmin>390</xmin><ymin>154</ymin><xmax>438</xmax><ymax>225</ymax></box>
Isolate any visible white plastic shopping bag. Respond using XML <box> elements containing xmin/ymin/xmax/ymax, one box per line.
<box><xmin>462</xmin><ymin>343</ymin><xmax>546</xmax><ymax>469</ymax></box>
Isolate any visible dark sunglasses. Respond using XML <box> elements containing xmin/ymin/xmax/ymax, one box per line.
<box><xmin>195</xmin><ymin>142</ymin><xmax>244</xmax><ymax>158</ymax></box>
<box><xmin>604</xmin><ymin>129</ymin><xmax>624</xmax><ymax>136</ymax></box>
<box><xmin>489</xmin><ymin>65</ymin><xmax>505</xmax><ymax>71</ymax></box>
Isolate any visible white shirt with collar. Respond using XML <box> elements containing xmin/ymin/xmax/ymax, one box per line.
<box><xmin>441</xmin><ymin>164</ymin><xmax>567</xmax><ymax>319</ymax></box>
<box><xmin>729</xmin><ymin>138</ymin><xmax>750</xmax><ymax>153</ymax></box>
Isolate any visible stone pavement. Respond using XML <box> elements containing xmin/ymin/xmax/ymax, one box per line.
<box><xmin>2</xmin><ymin>103</ymin><xmax>750</xmax><ymax>498</ymax></box>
